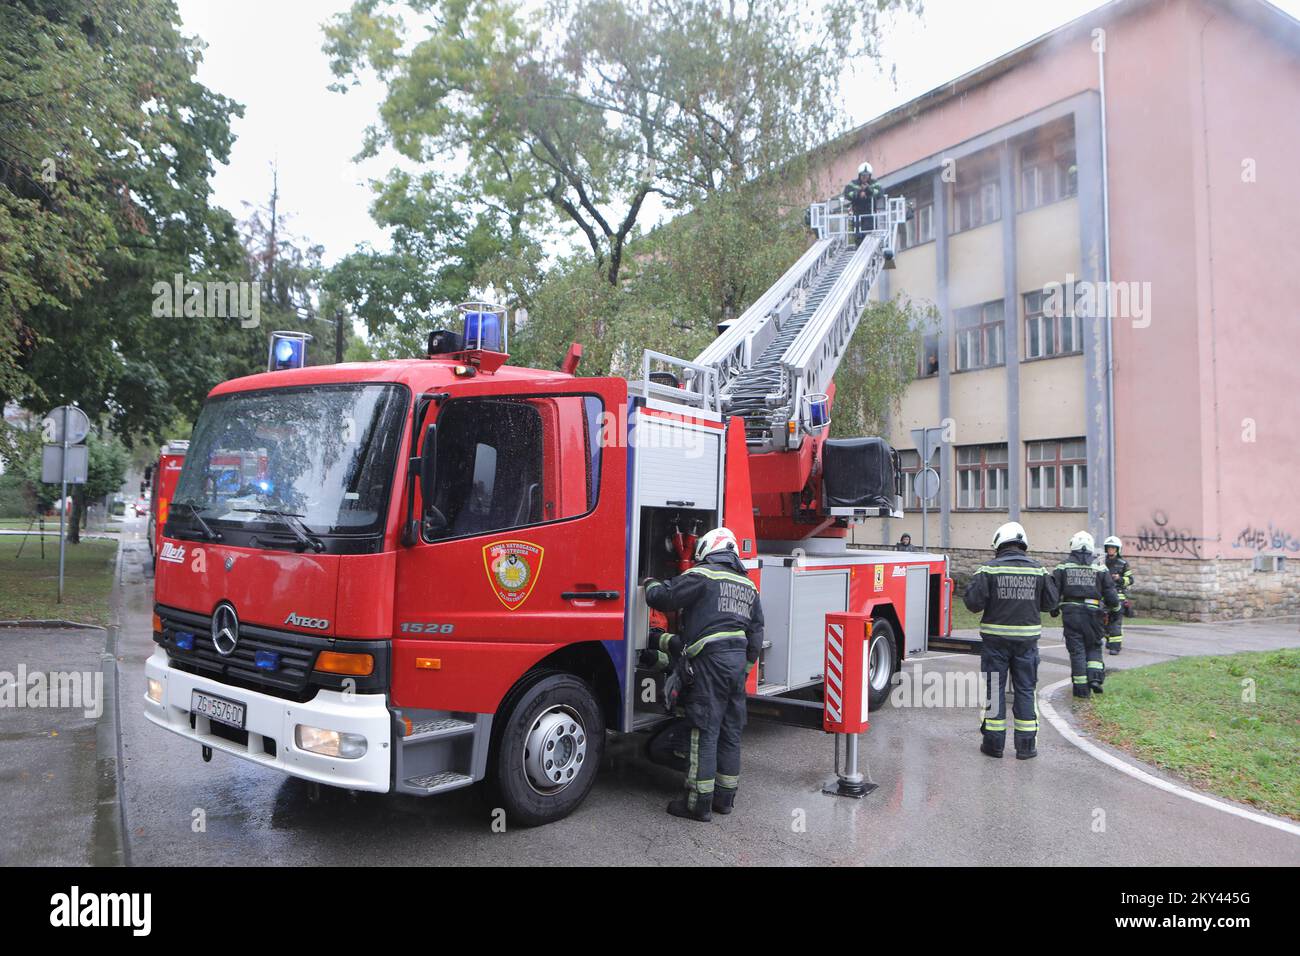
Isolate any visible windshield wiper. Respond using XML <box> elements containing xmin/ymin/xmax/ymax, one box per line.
<box><xmin>171</xmin><ymin>501</ymin><xmax>222</xmax><ymax>542</ymax></box>
<box><xmin>237</xmin><ymin>507</ymin><xmax>326</xmax><ymax>553</ymax></box>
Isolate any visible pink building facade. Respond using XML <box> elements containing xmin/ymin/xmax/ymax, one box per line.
<box><xmin>831</xmin><ymin>0</ymin><xmax>1300</xmax><ymax>618</ymax></box>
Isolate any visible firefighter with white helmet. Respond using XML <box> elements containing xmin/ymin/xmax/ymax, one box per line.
<box><xmin>842</xmin><ymin>160</ymin><xmax>882</xmax><ymax>246</ymax></box>
<box><xmin>1102</xmin><ymin>535</ymin><xmax>1133</xmax><ymax>655</ymax></box>
<box><xmin>642</xmin><ymin>527</ymin><xmax>764</xmax><ymax>821</ymax></box>
<box><xmin>963</xmin><ymin>521</ymin><xmax>1059</xmax><ymax>759</ymax></box>
<box><xmin>1052</xmin><ymin>531</ymin><xmax>1120</xmax><ymax>698</ymax></box>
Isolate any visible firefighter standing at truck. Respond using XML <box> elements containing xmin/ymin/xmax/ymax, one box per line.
<box><xmin>642</xmin><ymin>527</ymin><xmax>764</xmax><ymax>822</ymax></box>
<box><xmin>963</xmin><ymin>522</ymin><xmax>1059</xmax><ymax>760</ymax></box>
<box><xmin>1102</xmin><ymin>535</ymin><xmax>1133</xmax><ymax>655</ymax></box>
<box><xmin>843</xmin><ymin>162</ymin><xmax>882</xmax><ymax>246</ymax></box>
<box><xmin>1052</xmin><ymin>532</ymin><xmax>1120</xmax><ymax>698</ymax></box>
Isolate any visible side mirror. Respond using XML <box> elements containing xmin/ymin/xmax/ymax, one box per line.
<box><xmin>419</xmin><ymin>423</ymin><xmax>437</xmax><ymax>506</ymax></box>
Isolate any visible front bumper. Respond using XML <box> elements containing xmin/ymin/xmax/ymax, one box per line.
<box><xmin>143</xmin><ymin>650</ymin><xmax>393</xmax><ymax>792</ymax></box>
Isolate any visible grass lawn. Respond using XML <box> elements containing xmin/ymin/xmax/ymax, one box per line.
<box><xmin>1084</xmin><ymin>649</ymin><xmax>1300</xmax><ymax>820</ymax></box>
<box><xmin>0</xmin><ymin>534</ymin><xmax>118</xmax><ymax>626</ymax></box>
<box><xmin>0</xmin><ymin>517</ymin><xmax>119</xmax><ymax>533</ymax></box>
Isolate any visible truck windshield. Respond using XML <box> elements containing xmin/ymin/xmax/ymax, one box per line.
<box><xmin>171</xmin><ymin>384</ymin><xmax>408</xmax><ymax>542</ymax></box>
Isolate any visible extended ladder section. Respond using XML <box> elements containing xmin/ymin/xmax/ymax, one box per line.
<box><xmin>688</xmin><ymin>197</ymin><xmax>907</xmax><ymax>452</ymax></box>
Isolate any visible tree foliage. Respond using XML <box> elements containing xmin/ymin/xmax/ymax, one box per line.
<box><xmin>325</xmin><ymin>0</ymin><xmax>920</xmax><ymax>286</ymax></box>
<box><xmin>1</xmin><ymin>0</ymin><xmax>259</xmax><ymax>443</ymax></box>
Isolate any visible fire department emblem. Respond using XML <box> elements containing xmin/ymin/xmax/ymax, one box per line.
<box><xmin>483</xmin><ymin>540</ymin><xmax>544</xmax><ymax>611</ymax></box>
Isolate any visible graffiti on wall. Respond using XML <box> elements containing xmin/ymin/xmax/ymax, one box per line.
<box><xmin>1234</xmin><ymin>523</ymin><xmax>1300</xmax><ymax>553</ymax></box>
<box><xmin>1130</xmin><ymin>511</ymin><xmax>1204</xmax><ymax>558</ymax></box>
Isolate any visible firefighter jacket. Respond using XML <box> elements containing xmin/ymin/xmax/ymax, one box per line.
<box><xmin>645</xmin><ymin>552</ymin><xmax>764</xmax><ymax>664</ymax></box>
<box><xmin>963</xmin><ymin>546</ymin><xmax>1060</xmax><ymax>641</ymax></box>
<box><xmin>1053</xmin><ymin>549</ymin><xmax>1121</xmax><ymax>611</ymax></box>
<box><xmin>1105</xmin><ymin>554</ymin><xmax>1133</xmax><ymax>599</ymax></box>
<box><xmin>842</xmin><ymin>178</ymin><xmax>881</xmax><ymax>214</ymax></box>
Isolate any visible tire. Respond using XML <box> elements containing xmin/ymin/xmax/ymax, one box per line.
<box><xmin>866</xmin><ymin>618</ymin><xmax>898</xmax><ymax>712</ymax></box>
<box><xmin>487</xmin><ymin>671</ymin><xmax>605</xmax><ymax>827</ymax></box>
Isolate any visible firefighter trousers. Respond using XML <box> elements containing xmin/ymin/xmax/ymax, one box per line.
<box><xmin>680</xmin><ymin>642</ymin><xmax>748</xmax><ymax>812</ymax></box>
<box><xmin>1062</xmin><ymin>605</ymin><xmax>1106</xmax><ymax>695</ymax></box>
<box><xmin>1106</xmin><ymin>601</ymin><xmax>1124</xmax><ymax>653</ymax></box>
<box><xmin>980</xmin><ymin>636</ymin><xmax>1039</xmax><ymax>754</ymax></box>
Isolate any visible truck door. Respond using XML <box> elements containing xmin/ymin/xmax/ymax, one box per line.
<box><xmin>393</xmin><ymin>378</ymin><xmax>628</xmax><ymax>666</ymax></box>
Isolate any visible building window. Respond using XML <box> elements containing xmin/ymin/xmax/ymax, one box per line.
<box><xmin>1019</xmin><ymin>133</ymin><xmax>1077</xmax><ymax>211</ymax></box>
<box><xmin>1026</xmin><ymin>438</ymin><xmax>1087</xmax><ymax>509</ymax></box>
<box><xmin>952</xmin><ymin>153</ymin><xmax>1001</xmax><ymax>233</ymax></box>
<box><xmin>1023</xmin><ymin>286</ymin><xmax>1083</xmax><ymax>359</ymax></box>
<box><xmin>955</xmin><ymin>444</ymin><xmax>1008</xmax><ymax>510</ymax></box>
<box><xmin>898</xmin><ymin>450</ymin><xmax>940</xmax><ymax>510</ymax></box>
<box><xmin>917</xmin><ymin>332</ymin><xmax>940</xmax><ymax>378</ymax></box>
<box><xmin>954</xmin><ymin>300</ymin><xmax>1004</xmax><ymax>371</ymax></box>
<box><xmin>897</xmin><ymin>177</ymin><xmax>935</xmax><ymax>251</ymax></box>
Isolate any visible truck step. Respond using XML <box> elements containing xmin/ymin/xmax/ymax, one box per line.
<box><xmin>403</xmin><ymin>770</ymin><xmax>475</xmax><ymax>795</ymax></box>
<box><xmin>404</xmin><ymin>717</ymin><xmax>475</xmax><ymax>744</ymax></box>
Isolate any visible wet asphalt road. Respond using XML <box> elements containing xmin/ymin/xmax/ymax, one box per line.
<box><xmin>109</xmin><ymin>516</ymin><xmax>1299</xmax><ymax>866</ymax></box>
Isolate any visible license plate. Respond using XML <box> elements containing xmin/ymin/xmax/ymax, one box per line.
<box><xmin>191</xmin><ymin>690</ymin><xmax>246</xmax><ymax>730</ymax></box>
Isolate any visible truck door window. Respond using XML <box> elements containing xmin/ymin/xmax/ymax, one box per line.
<box><xmin>424</xmin><ymin>395</ymin><xmax>603</xmax><ymax>542</ymax></box>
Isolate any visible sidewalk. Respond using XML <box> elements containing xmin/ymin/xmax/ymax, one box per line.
<box><xmin>0</xmin><ymin>625</ymin><xmax>110</xmax><ymax>865</ymax></box>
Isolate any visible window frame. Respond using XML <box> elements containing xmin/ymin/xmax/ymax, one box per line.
<box><xmin>420</xmin><ymin>391</ymin><xmax>606</xmax><ymax>544</ymax></box>
<box><xmin>1025</xmin><ymin>438</ymin><xmax>1088</xmax><ymax>511</ymax></box>
<box><xmin>954</xmin><ymin>300</ymin><xmax>1005</xmax><ymax>371</ymax></box>
<box><xmin>952</xmin><ymin>156</ymin><xmax>1002</xmax><ymax>233</ymax></box>
<box><xmin>954</xmin><ymin>443</ymin><xmax>1009</xmax><ymax>511</ymax></box>
<box><xmin>1023</xmin><ymin>286</ymin><xmax>1084</xmax><ymax>360</ymax></box>
<box><xmin>1018</xmin><ymin>133</ymin><xmax>1078</xmax><ymax>212</ymax></box>
<box><xmin>897</xmin><ymin>449</ymin><xmax>940</xmax><ymax>511</ymax></box>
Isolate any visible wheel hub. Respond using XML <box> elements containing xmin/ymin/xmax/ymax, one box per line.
<box><xmin>523</xmin><ymin>706</ymin><xmax>587</xmax><ymax>794</ymax></box>
<box><xmin>869</xmin><ymin>633</ymin><xmax>892</xmax><ymax>692</ymax></box>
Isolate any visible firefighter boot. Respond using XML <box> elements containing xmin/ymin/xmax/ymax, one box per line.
<box><xmin>980</xmin><ymin>739</ymin><xmax>1003</xmax><ymax>759</ymax></box>
<box><xmin>667</xmin><ymin>793</ymin><xmax>712</xmax><ymax>822</ymax></box>
<box><xmin>1015</xmin><ymin>734</ymin><xmax>1038</xmax><ymax>760</ymax></box>
<box><xmin>712</xmin><ymin>787</ymin><xmax>737</xmax><ymax>815</ymax></box>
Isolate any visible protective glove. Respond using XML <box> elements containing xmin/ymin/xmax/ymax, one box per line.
<box><xmin>640</xmin><ymin>576</ymin><xmax>660</xmax><ymax>590</ymax></box>
<box><xmin>745</xmin><ymin>660</ymin><xmax>757</xmax><ymax>675</ymax></box>
<box><xmin>1049</xmin><ymin>607</ymin><xmax>1060</xmax><ymax>618</ymax></box>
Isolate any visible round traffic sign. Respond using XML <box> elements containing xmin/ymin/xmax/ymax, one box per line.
<box><xmin>42</xmin><ymin>405</ymin><xmax>90</xmax><ymax>445</ymax></box>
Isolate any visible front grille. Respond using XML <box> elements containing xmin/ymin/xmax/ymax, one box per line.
<box><xmin>156</xmin><ymin>604</ymin><xmax>389</xmax><ymax>702</ymax></box>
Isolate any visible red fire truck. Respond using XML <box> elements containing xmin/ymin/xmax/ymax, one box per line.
<box><xmin>144</xmin><ymin>201</ymin><xmax>953</xmax><ymax>824</ymax></box>
<box><xmin>147</xmin><ymin>441</ymin><xmax>189</xmax><ymax>563</ymax></box>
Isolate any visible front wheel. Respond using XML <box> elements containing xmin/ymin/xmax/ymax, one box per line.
<box><xmin>866</xmin><ymin>618</ymin><xmax>897</xmax><ymax>712</ymax></box>
<box><xmin>487</xmin><ymin>671</ymin><xmax>605</xmax><ymax>827</ymax></box>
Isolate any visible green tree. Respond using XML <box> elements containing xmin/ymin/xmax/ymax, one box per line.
<box><xmin>324</xmin><ymin>0</ymin><xmax>920</xmax><ymax>286</ymax></box>
<box><xmin>3</xmin><ymin>0</ymin><xmax>259</xmax><ymax>443</ymax></box>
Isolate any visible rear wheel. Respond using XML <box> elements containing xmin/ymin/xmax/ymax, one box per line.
<box><xmin>487</xmin><ymin>671</ymin><xmax>604</xmax><ymax>827</ymax></box>
<box><xmin>867</xmin><ymin>618</ymin><xmax>897</xmax><ymax>712</ymax></box>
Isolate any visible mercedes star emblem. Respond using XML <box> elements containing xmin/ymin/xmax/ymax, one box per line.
<box><xmin>211</xmin><ymin>602</ymin><xmax>239</xmax><ymax>657</ymax></box>
<box><xmin>224</xmin><ymin>555</ymin><xmax>234</xmax><ymax>572</ymax></box>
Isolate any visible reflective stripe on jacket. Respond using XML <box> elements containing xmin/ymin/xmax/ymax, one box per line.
<box><xmin>962</xmin><ymin>546</ymin><xmax>1059</xmax><ymax>641</ymax></box>
<box><xmin>645</xmin><ymin>552</ymin><xmax>765</xmax><ymax>663</ymax></box>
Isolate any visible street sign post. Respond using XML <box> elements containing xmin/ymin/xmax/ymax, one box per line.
<box><xmin>41</xmin><ymin>405</ymin><xmax>89</xmax><ymax>603</ymax></box>
<box><xmin>910</xmin><ymin>426</ymin><xmax>946</xmax><ymax>552</ymax></box>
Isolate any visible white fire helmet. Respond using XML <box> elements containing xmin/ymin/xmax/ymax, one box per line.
<box><xmin>1103</xmin><ymin>535</ymin><xmax>1123</xmax><ymax>552</ymax></box>
<box><xmin>992</xmin><ymin>521</ymin><xmax>1028</xmax><ymax>550</ymax></box>
<box><xmin>857</xmin><ymin>161</ymin><xmax>874</xmax><ymax>178</ymax></box>
<box><xmin>695</xmin><ymin>527</ymin><xmax>739</xmax><ymax>561</ymax></box>
<box><xmin>1069</xmin><ymin>530</ymin><xmax>1096</xmax><ymax>553</ymax></box>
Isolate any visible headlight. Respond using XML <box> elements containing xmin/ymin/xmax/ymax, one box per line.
<box><xmin>295</xmin><ymin>724</ymin><xmax>367</xmax><ymax>759</ymax></box>
<box><xmin>147</xmin><ymin>678</ymin><xmax>164</xmax><ymax>703</ymax></box>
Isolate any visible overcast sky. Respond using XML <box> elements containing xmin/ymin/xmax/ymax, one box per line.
<box><xmin>176</xmin><ymin>0</ymin><xmax>1300</xmax><ymax>267</ymax></box>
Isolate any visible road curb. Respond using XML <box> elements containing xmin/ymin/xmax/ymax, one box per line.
<box><xmin>1039</xmin><ymin>678</ymin><xmax>1300</xmax><ymax>838</ymax></box>
<box><xmin>90</xmin><ymin>533</ymin><xmax>130</xmax><ymax>867</ymax></box>
<box><xmin>0</xmin><ymin>619</ymin><xmax>108</xmax><ymax>629</ymax></box>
